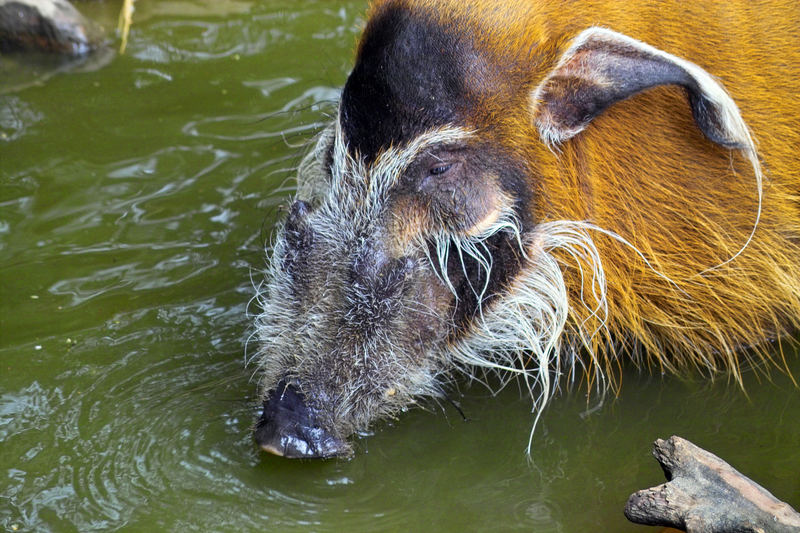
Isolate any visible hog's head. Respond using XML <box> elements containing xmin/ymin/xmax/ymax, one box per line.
<box><xmin>252</xmin><ymin>114</ymin><xmax>538</xmax><ymax>457</ymax></box>
<box><xmin>251</xmin><ymin>2</ymin><xmax>759</xmax><ymax>458</ymax></box>
<box><xmin>251</xmin><ymin>4</ymin><xmax>544</xmax><ymax>458</ymax></box>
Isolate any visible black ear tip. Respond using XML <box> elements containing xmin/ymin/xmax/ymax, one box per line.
<box><xmin>686</xmin><ymin>87</ymin><xmax>749</xmax><ymax>150</ymax></box>
<box><xmin>691</xmin><ymin>112</ymin><xmax>746</xmax><ymax>149</ymax></box>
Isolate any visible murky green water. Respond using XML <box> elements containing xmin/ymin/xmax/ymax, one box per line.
<box><xmin>1</xmin><ymin>1</ymin><xmax>798</xmax><ymax>531</ymax></box>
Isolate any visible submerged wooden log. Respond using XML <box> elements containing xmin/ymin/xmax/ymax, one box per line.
<box><xmin>625</xmin><ymin>436</ymin><xmax>800</xmax><ymax>533</ymax></box>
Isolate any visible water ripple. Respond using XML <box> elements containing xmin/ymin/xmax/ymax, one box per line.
<box><xmin>1</xmin><ymin>310</ymin><xmax>250</xmax><ymax>531</ymax></box>
<box><xmin>182</xmin><ymin>108</ymin><xmax>332</xmax><ymax>142</ymax></box>
<box><xmin>133</xmin><ymin>19</ymin><xmax>276</xmax><ymax>63</ymax></box>
<box><xmin>0</xmin><ymin>96</ymin><xmax>42</xmax><ymax>142</ymax></box>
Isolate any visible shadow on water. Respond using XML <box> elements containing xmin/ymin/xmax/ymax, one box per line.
<box><xmin>0</xmin><ymin>48</ymin><xmax>116</xmax><ymax>96</ymax></box>
<box><xmin>0</xmin><ymin>1</ymin><xmax>798</xmax><ymax>532</ymax></box>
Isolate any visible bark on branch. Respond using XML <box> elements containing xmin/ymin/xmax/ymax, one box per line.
<box><xmin>625</xmin><ymin>436</ymin><xmax>800</xmax><ymax>533</ymax></box>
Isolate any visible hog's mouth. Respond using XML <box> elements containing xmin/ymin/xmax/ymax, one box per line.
<box><xmin>254</xmin><ymin>380</ymin><xmax>351</xmax><ymax>459</ymax></box>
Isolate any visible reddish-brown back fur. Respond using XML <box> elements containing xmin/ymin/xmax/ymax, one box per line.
<box><xmin>369</xmin><ymin>0</ymin><xmax>800</xmax><ymax>381</ymax></box>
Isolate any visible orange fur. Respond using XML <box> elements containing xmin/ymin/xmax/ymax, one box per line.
<box><xmin>369</xmin><ymin>0</ymin><xmax>800</xmax><ymax>383</ymax></box>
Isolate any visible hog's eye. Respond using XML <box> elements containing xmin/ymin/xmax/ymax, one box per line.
<box><xmin>429</xmin><ymin>163</ymin><xmax>453</xmax><ymax>176</ymax></box>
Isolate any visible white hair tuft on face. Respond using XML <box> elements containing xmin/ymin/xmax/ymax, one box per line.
<box><xmin>433</xmin><ymin>214</ymin><xmax>684</xmax><ymax>455</ymax></box>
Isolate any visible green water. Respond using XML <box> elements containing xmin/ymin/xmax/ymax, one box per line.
<box><xmin>1</xmin><ymin>1</ymin><xmax>798</xmax><ymax>531</ymax></box>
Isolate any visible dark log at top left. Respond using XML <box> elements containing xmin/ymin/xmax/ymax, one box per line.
<box><xmin>0</xmin><ymin>0</ymin><xmax>103</xmax><ymax>55</ymax></box>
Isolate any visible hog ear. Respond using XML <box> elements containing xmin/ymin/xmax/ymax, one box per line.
<box><xmin>531</xmin><ymin>27</ymin><xmax>755</xmax><ymax>152</ymax></box>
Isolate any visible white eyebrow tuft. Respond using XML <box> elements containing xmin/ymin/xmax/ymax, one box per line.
<box><xmin>331</xmin><ymin>117</ymin><xmax>475</xmax><ymax>198</ymax></box>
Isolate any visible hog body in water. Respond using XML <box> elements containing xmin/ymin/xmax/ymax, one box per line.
<box><xmin>252</xmin><ymin>0</ymin><xmax>800</xmax><ymax>458</ymax></box>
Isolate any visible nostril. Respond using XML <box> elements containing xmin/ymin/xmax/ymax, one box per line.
<box><xmin>254</xmin><ymin>381</ymin><xmax>350</xmax><ymax>459</ymax></box>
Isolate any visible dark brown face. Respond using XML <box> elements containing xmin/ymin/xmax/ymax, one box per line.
<box><xmin>252</xmin><ymin>3</ymin><xmax>533</xmax><ymax>458</ymax></box>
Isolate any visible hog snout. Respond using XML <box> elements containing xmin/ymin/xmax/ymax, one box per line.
<box><xmin>254</xmin><ymin>380</ymin><xmax>350</xmax><ymax>459</ymax></box>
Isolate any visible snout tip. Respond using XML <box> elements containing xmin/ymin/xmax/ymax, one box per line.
<box><xmin>254</xmin><ymin>381</ymin><xmax>352</xmax><ymax>459</ymax></box>
<box><xmin>255</xmin><ymin>425</ymin><xmax>350</xmax><ymax>459</ymax></box>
